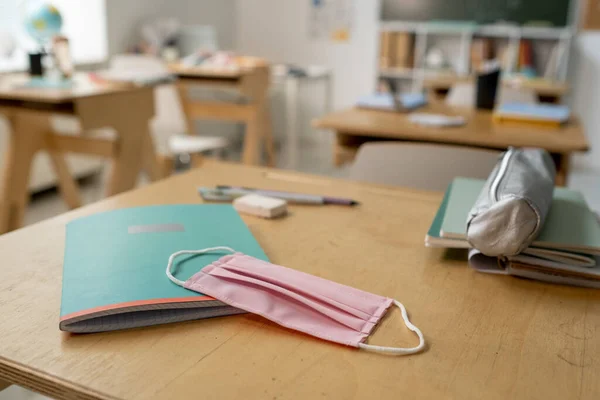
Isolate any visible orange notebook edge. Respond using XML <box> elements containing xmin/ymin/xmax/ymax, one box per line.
<box><xmin>60</xmin><ymin>295</ymin><xmax>215</xmax><ymax>322</ymax></box>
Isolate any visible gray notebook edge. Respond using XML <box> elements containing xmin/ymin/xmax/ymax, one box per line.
<box><xmin>59</xmin><ymin>299</ymin><xmax>241</xmax><ymax>333</ymax></box>
<box><xmin>468</xmin><ymin>250</ymin><xmax>600</xmax><ymax>288</ymax></box>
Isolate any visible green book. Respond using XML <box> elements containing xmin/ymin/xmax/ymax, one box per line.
<box><xmin>427</xmin><ymin>177</ymin><xmax>600</xmax><ymax>256</ymax></box>
<box><xmin>425</xmin><ymin>181</ymin><xmax>469</xmax><ymax>249</ymax></box>
<box><xmin>60</xmin><ymin>205</ymin><xmax>268</xmax><ymax>333</ymax></box>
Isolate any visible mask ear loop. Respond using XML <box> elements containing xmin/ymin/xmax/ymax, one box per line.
<box><xmin>358</xmin><ymin>300</ymin><xmax>426</xmax><ymax>355</ymax></box>
<box><xmin>166</xmin><ymin>246</ymin><xmax>236</xmax><ymax>287</ymax></box>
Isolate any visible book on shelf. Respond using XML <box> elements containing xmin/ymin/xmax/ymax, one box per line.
<box><xmin>379</xmin><ymin>31</ymin><xmax>414</xmax><ymax>70</ymax></box>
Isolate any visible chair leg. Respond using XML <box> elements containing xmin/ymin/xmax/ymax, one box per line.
<box><xmin>157</xmin><ymin>154</ymin><xmax>174</xmax><ymax>177</ymax></box>
<box><xmin>261</xmin><ymin>103</ymin><xmax>276</xmax><ymax>167</ymax></box>
<box><xmin>191</xmin><ymin>153</ymin><xmax>204</xmax><ymax>169</ymax></box>
<box><xmin>242</xmin><ymin>118</ymin><xmax>261</xmax><ymax>165</ymax></box>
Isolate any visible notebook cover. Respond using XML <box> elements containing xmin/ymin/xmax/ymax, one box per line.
<box><xmin>60</xmin><ymin>205</ymin><xmax>268</xmax><ymax>332</ymax></box>
<box><xmin>424</xmin><ymin>182</ymin><xmax>469</xmax><ymax>248</ymax></box>
<box><xmin>439</xmin><ymin>177</ymin><xmax>600</xmax><ymax>255</ymax></box>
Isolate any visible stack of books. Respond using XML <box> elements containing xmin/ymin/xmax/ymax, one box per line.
<box><xmin>493</xmin><ymin>102</ymin><xmax>570</xmax><ymax>128</ymax></box>
<box><xmin>426</xmin><ymin>177</ymin><xmax>600</xmax><ymax>287</ymax></box>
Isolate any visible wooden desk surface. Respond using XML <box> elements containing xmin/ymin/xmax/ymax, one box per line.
<box><xmin>0</xmin><ymin>73</ymin><xmax>147</xmax><ymax>104</ymax></box>
<box><xmin>314</xmin><ymin>106</ymin><xmax>589</xmax><ymax>154</ymax></box>
<box><xmin>1</xmin><ymin>161</ymin><xmax>599</xmax><ymax>400</ymax></box>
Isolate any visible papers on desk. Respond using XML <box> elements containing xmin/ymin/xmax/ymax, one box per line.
<box><xmin>408</xmin><ymin>113</ymin><xmax>466</xmax><ymax>127</ymax></box>
<box><xmin>356</xmin><ymin>92</ymin><xmax>427</xmax><ymax>112</ymax></box>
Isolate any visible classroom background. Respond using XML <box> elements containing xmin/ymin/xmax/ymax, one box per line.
<box><xmin>1</xmin><ymin>0</ymin><xmax>600</xmax><ymax>399</ymax></box>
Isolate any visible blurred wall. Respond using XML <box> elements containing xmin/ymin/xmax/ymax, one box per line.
<box><xmin>235</xmin><ymin>0</ymin><xmax>380</xmax><ymax>110</ymax></box>
<box><xmin>570</xmin><ymin>33</ymin><xmax>600</xmax><ymax>171</ymax></box>
<box><xmin>105</xmin><ymin>0</ymin><xmax>236</xmax><ymax>55</ymax></box>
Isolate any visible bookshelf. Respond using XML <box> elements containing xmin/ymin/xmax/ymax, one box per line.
<box><xmin>378</xmin><ymin>21</ymin><xmax>574</xmax><ymax>102</ymax></box>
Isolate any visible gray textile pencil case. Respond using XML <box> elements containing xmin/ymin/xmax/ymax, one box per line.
<box><xmin>466</xmin><ymin>148</ymin><xmax>556</xmax><ymax>257</ymax></box>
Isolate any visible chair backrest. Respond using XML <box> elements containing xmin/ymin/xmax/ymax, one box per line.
<box><xmin>445</xmin><ymin>82</ymin><xmax>538</xmax><ymax>108</ymax></box>
<box><xmin>349</xmin><ymin>142</ymin><xmax>501</xmax><ymax>191</ymax></box>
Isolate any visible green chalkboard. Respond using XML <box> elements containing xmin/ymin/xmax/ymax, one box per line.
<box><xmin>382</xmin><ymin>0</ymin><xmax>572</xmax><ymax>27</ymax></box>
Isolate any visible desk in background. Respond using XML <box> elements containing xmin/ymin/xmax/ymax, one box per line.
<box><xmin>170</xmin><ymin>59</ymin><xmax>275</xmax><ymax>166</ymax></box>
<box><xmin>1</xmin><ymin>161</ymin><xmax>600</xmax><ymax>400</ymax></box>
<box><xmin>313</xmin><ymin>105</ymin><xmax>589</xmax><ymax>186</ymax></box>
<box><xmin>0</xmin><ymin>73</ymin><xmax>164</xmax><ymax>234</ymax></box>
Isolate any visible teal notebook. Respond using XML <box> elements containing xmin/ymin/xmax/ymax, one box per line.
<box><xmin>60</xmin><ymin>205</ymin><xmax>268</xmax><ymax>333</ymax></box>
<box><xmin>425</xmin><ymin>182</ymin><xmax>469</xmax><ymax>249</ymax></box>
<box><xmin>426</xmin><ymin>177</ymin><xmax>600</xmax><ymax>256</ymax></box>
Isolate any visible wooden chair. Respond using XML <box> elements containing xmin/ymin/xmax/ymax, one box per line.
<box><xmin>109</xmin><ymin>54</ymin><xmax>230</xmax><ymax>175</ymax></box>
<box><xmin>172</xmin><ymin>57</ymin><xmax>276</xmax><ymax>166</ymax></box>
<box><xmin>349</xmin><ymin>142</ymin><xmax>501</xmax><ymax>191</ymax></box>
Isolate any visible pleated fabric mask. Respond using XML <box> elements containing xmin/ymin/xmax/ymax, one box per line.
<box><xmin>167</xmin><ymin>247</ymin><xmax>425</xmax><ymax>355</ymax></box>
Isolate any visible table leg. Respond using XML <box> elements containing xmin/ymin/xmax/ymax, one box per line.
<box><xmin>333</xmin><ymin>132</ymin><xmax>344</xmax><ymax>167</ymax></box>
<box><xmin>242</xmin><ymin>114</ymin><xmax>261</xmax><ymax>165</ymax></box>
<box><xmin>554</xmin><ymin>153</ymin><xmax>571</xmax><ymax>187</ymax></box>
<box><xmin>141</xmin><ymin>130</ymin><xmax>166</xmax><ymax>182</ymax></box>
<box><xmin>105</xmin><ymin>116</ymin><xmax>148</xmax><ymax>196</ymax></box>
<box><xmin>285</xmin><ymin>77</ymin><xmax>299</xmax><ymax>169</ymax></box>
<box><xmin>176</xmin><ymin>83</ymin><xmax>196</xmax><ymax>136</ymax></box>
<box><xmin>260</xmin><ymin>100</ymin><xmax>276</xmax><ymax>167</ymax></box>
<box><xmin>332</xmin><ymin>131</ymin><xmax>369</xmax><ymax>167</ymax></box>
<box><xmin>0</xmin><ymin>379</ymin><xmax>10</xmax><ymax>392</ymax></box>
<box><xmin>76</xmin><ymin>89</ymin><xmax>155</xmax><ymax>196</ymax></box>
<box><xmin>0</xmin><ymin>113</ymin><xmax>49</xmax><ymax>234</ymax></box>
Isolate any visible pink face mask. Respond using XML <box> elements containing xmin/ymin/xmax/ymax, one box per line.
<box><xmin>167</xmin><ymin>247</ymin><xmax>425</xmax><ymax>355</ymax></box>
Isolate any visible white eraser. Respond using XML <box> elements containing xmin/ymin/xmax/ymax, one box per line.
<box><xmin>233</xmin><ymin>194</ymin><xmax>287</xmax><ymax>219</ymax></box>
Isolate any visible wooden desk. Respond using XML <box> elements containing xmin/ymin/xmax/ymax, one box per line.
<box><xmin>170</xmin><ymin>59</ymin><xmax>275</xmax><ymax>166</ymax></box>
<box><xmin>0</xmin><ymin>73</ymin><xmax>164</xmax><ymax>234</ymax></box>
<box><xmin>314</xmin><ymin>106</ymin><xmax>589</xmax><ymax>186</ymax></box>
<box><xmin>1</xmin><ymin>161</ymin><xmax>599</xmax><ymax>400</ymax></box>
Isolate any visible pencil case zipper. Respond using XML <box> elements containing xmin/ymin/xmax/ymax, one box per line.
<box><xmin>489</xmin><ymin>147</ymin><xmax>515</xmax><ymax>203</ymax></box>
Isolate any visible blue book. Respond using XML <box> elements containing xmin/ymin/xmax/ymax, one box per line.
<box><xmin>60</xmin><ymin>205</ymin><xmax>268</xmax><ymax>333</ymax></box>
<box><xmin>495</xmin><ymin>102</ymin><xmax>570</xmax><ymax>123</ymax></box>
<box><xmin>356</xmin><ymin>92</ymin><xmax>427</xmax><ymax>112</ymax></box>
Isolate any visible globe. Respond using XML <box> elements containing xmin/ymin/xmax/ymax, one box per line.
<box><xmin>24</xmin><ymin>2</ymin><xmax>63</xmax><ymax>45</ymax></box>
